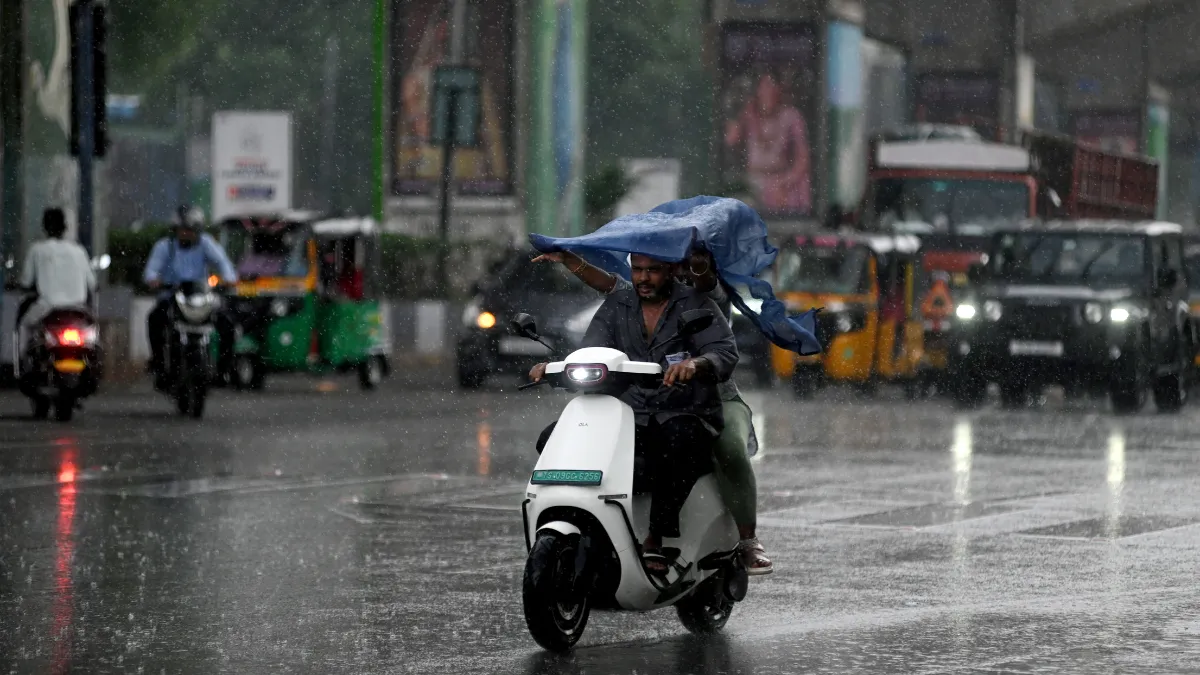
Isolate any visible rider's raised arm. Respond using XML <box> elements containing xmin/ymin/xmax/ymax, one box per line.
<box><xmin>688</xmin><ymin>296</ymin><xmax>739</xmax><ymax>383</ymax></box>
<box><xmin>580</xmin><ymin>296</ymin><xmax>618</xmax><ymax>349</ymax></box>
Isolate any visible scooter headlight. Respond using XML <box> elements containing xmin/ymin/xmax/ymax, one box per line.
<box><xmin>565</xmin><ymin>364</ymin><xmax>607</xmax><ymax>384</ymax></box>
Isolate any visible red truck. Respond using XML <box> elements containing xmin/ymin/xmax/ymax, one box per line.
<box><xmin>857</xmin><ymin>125</ymin><xmax>1159</xmax><ymax>235</ymax></box>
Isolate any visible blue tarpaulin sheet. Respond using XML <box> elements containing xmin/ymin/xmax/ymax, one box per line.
<box><xmin>528</xmin><ymin>196</ymin><xmax>820</xmax><ymax>355</ymax></box>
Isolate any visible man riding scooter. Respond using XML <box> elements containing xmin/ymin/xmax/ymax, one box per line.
<box><xmin>534</xmin><ymin>247</ymin><xmax>773</xmax><ymax>575</ymax></box>
<box><xmin>530</xmin><ymin>252</ymin><xmax>738</xmax><ymax>577</ymax></box>
<box><xmin>16</xmin><ymin>208</ymin><xmax>97</xmax><ymax>344</ymax></box>
<box><xmin>143</xmin><ymin>206</ymin><xmax>238</xmax><ymax>388</ymax></box>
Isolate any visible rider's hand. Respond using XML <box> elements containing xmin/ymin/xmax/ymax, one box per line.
<box><xmin>529</xmin><ymin>362</ymin><xmax>548</xmax><ymax>382</ymax></box>
<box><xmin>531</xmin><ymin>252</ymin><xmax>565</xmax><ymax>264</ymax></box>
<box><xmin>663</xmin><ymin>359</ymin><xmax>700</xmax><ymax>387</ymax></box>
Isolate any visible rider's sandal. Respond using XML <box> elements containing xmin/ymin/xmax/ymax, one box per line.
<box><xmin>642</xmin><ymin>550</ymin><xmax>672</xmax><ymax>578</ymax></box>
<box><xmin>738</xmin><ymin>538</ymin><xmax>774</xmax><ymax>576</ymax></box>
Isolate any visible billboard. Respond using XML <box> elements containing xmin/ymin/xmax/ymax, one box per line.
<box><xmin>211</xmin><ymin>112</ymin><xmax>293</xmax><ymax>220</ymax></box>
<box><xmin>528</xmin><ymin>0</ymin><xmax>586</xmax><ymax>236</ymax></box>
<box><xmin>719</xmin><ymin>23</ymin><xmax>818</xmax><ymax>217</ymax></box>
<box><xmin>391</xmin><ymin>0</ymin><xmax>513</xmax><ymax>197</ymax></box>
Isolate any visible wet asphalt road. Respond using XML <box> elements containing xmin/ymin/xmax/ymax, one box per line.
<box><xmin>2</xmin><ymin>374</ymin><xmax>1200</xmax><ymax>674</ymax></box>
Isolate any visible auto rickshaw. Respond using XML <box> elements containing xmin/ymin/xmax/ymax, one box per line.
<box><xmin>770</xmin><ymin>233</ymin><xmax>924</xmax><ymax>397</ymax></box>
<box><xmin>218</xmin><ymin>212</ymin><xmax>389</xmax><ymax>390</ymax></box>
<box><xmin>911</xmin><ymin>234</ymin><xmax>989</xmax><ymax>398</ymax></box>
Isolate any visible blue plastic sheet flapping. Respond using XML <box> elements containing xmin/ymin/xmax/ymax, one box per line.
<box><xmin>528</xmin><ymin>196</ymin><xmax>821</xmax><ymax>355</ymax></box>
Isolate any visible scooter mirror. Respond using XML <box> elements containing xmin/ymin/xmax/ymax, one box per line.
<box><xmin>511</xmin><ymin>313</ymin><xmax>538</xmax><ymax>338</ymax></box>
<box><xmin>679</xmin><ymin>309</ymin><xmax>714</xmax><ymax>336</ymax></box>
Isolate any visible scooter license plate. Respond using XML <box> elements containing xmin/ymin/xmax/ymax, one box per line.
<box><xmin>53</xmin><ymin>359</ymin><xmax>86</xmax><ymax>373</ymax></box>
<box><xmin>531</xmin><ymin>470</ymin><xmax>603</xmax><ymax>486</ymax></box>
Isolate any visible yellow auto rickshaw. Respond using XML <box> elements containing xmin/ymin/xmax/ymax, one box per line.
<box><xmin>770</xmin><ymin>233</ymin><xmax>924</xmax><ymax>397</ymax></box>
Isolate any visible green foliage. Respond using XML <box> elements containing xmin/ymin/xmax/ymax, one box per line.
<box><xmin>107</xmin><ymin>225</ymin><xmax>170</xmax><ymax>289</ymax></box>
<box><xmin>587</xmin><ymin>1</ymin><xmax>712</xmax><ymax>195</ymax></box>
<box><xmin>583</xmin><ymin>165</ymin><xmax>632</xmax><ymax>219</ymax></box>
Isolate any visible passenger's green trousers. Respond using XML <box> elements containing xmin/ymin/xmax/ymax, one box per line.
<box><xmin>713</xmin><ymin>397</ymin><xmax>756</xmax><ymax>528</ymax></box>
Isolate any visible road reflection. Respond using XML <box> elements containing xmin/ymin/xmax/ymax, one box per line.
<box><xmin>519</xmin><ymin>633</ymin><xmax>753</xmax><ymax>675</ymax></box>
<box><xmin>51</xmin><ymin>440</ymin><xmax>79</xmax><ymax>675</ymax></box>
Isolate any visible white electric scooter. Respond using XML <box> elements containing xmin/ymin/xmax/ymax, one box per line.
<box><xmin>512</xmin><ymin>311</ymin><xmax>748</xmax><ymax>652</ymax></box>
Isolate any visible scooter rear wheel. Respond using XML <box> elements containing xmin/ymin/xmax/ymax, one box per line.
<box><xmin>523</xmin><ymin>532</ymin><xmax>590</xmax><ymax>651</ymax></box>
<box><xmin>676</xmin><ymin>570</ymin><xmax>735</xmax><ymax>634</ymax></box>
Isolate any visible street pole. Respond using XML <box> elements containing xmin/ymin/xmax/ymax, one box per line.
<box><xmin>436</xmin><ymin>0</ymin><xmax>467</xmax><ymax>297</ymax></box>
<box><xmin>75</xmin><ymin>0</ymin><xmax>96</xmax><ymax>254</ymax></box>
<box><xmin>437</xmin><ymin>91</ymin><xmax>456</xmax><ymax>296</ymax></box>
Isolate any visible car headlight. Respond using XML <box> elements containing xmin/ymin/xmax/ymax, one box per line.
<box><xmin>983</xmin><ymin>300</ymin><xmax>1003</xmax><ymax>322</ymax></box>
<box><xmin>956</xmin><ymin>303</ymin><xmax>977</xmax><ymax>320</ymax></box>
<box><xmin>1084</xmin><ymin>302</ymin><xmax>1103</xmax><ymax>324</ymax></box>
<box><xmin>476</xmin><ymin>311</ymin><xmax>497</xmax><ymax>330</ymax></box>
<box><xmin>1110</xmin><ymin>307</ymin><xmax>1131</xmax><ymax>323</ymax></box>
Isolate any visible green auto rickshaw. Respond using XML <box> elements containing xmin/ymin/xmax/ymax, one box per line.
<box><xmin>218</xmin><ymin>211</ymin><xmax>389</xmax><ymax>390</ymax></box>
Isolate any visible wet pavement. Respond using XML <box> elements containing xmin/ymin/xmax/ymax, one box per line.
<box><xmin>3</xmin><ymin>375</ymin><xmax>1200</xmax><ymax>673</ymax></box>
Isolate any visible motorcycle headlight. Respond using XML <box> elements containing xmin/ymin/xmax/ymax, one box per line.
<box><xmin>1109</xmin><ymin>304</ymin><xmax>1146</xmax><ymax>323</ymax></box>
<box><xmin>956</xmin><ymin>303</ymin><xmax>977</xmax><ymax>320</ymax></box>
<box><xmin>1084</xmin><ymin>302</ymin><xmax>1103</xmax><ymax>324</ymax></box>
<box><xmin>1110</xmin><ymin>306</ymin><xmax>1131</xmax><ymax>323</ymax></box>
<box><xmin>983</xmin><ymin>300</ymin><xmax>1003</xmax><ymax>322</ymax></box>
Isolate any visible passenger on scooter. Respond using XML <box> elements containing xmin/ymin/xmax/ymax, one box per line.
<box><xmin>529</xmin><ymin>253</ymin><xmax>738</xmax><ymax>576</ymax></box>
<box><xmin>17</xmin><ymin>208</ymin><xmax>96</xmax><ymax>350</ymax></box>
<box><xmin>533</xmin><ymin>248</ymin><xmax>773</xmax><ymax>575</ymax></box>
<box><xmin>143</xmin><ymin>206</ymin><xmax>238</xmax><ymax>388</ymax></box>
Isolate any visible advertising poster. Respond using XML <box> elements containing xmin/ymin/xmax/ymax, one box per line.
<box><xmin>720</xmin><ymin>23</ymin><xmax>818</xmax><ymax>217</ymax></box>
<box><xmin>528</xmin><ymin>0</ymin><xmax>587</xmax><ymax>236</ymax></box>
<box><xmin>391</xmin><ymin>0</ymin><xmax>513</xmax><ymax>196</ymax></box>
<box><xmin>914</xmin><ymin>72</ymin><xmax>1000</xmax><ymax>140</ymax></box>
<box><xmin>211</xmin><ymin>112</ymin><xmax>293</xmax><ymax>220</ymax></box>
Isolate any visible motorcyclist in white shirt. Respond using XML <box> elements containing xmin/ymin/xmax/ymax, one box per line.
<box><xmin>16</xmin><ymin>208</ymin><xmax>96</xmax><ymax>348</ymax></box>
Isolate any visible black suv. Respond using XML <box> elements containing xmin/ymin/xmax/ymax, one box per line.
<box><xmin>949</xmin><ymin>221</ymin><xmax>1193</xmax><ymax>413</ymax></box>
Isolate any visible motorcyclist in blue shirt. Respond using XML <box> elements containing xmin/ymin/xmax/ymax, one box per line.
<box><xmin>142</xmin><ymin>206</ymin><xmax>238</xmax><ymax>388</ymax></box>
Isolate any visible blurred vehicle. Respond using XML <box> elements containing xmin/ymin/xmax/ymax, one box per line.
<box><xmin>219</xmin><ymin>213</ymin><xmax>389</xmax><ymax>391</ymax></box>
<box><xmin>157</xmin><ymin>282</ymin><xmax>220</xmax><ymax>418</ymax></box>
<box><xmin>16</xmin><ymin>307</ymin><xmax>101</xmax><ymax>421</ymax></box>
<box><xmin>456</xmin><ymin>250</ymin><xmax>596</xmax><ymax>388</ymax></box>
<box><xmin>852</xmin><ymin>125</ymin><xmax>1159</xmax><ymax>235</ymax></box>
<box><xmin>910</xmin><ymin>233</ymin><xmax>989</xmax><ymax>398</ymax></box>
<box><xmin>950</xmin><ymin>221</ymin><xmax>1193</xmax><ymax>413</ymax></box>
<box><xmin>12</xmin><ymin>254</ymin><xmax>109</xmax><ymax>420</ymax></box>
<box><xmin>770</xmin><ymin>233</ymin><xmax>923</xmax><ymax>397</ymax></box>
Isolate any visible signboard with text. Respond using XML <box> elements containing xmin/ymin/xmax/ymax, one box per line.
<box><xmin>211</xmin><ymin>111</ymin><xmax>293</xmax><ymax>220</ymax></box>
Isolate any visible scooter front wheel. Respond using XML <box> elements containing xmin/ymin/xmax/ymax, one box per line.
<box><xmin>522</xmin><ymin>532</ymin><xmax>590</xmax><ymax>651</ymax></box>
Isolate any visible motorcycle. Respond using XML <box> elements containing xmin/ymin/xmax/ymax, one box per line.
<box><xmin>15</xmin><ymin>306</ymin><xmax>102</xmax><ymax>421</ymax></box>
<box><xmin>512</xmin><ymin>310</ymin><xmax>748</xmax><ymax>652</ymax></box>
<box><xmin>158</xmin><ymin>281</ymin><xmax>221</xmax><ymax>418</ymax></box>
<box><xmin>12</xmin><ymin>254</ymin><xmax>110</xmax><ymax>422</ymax></box>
